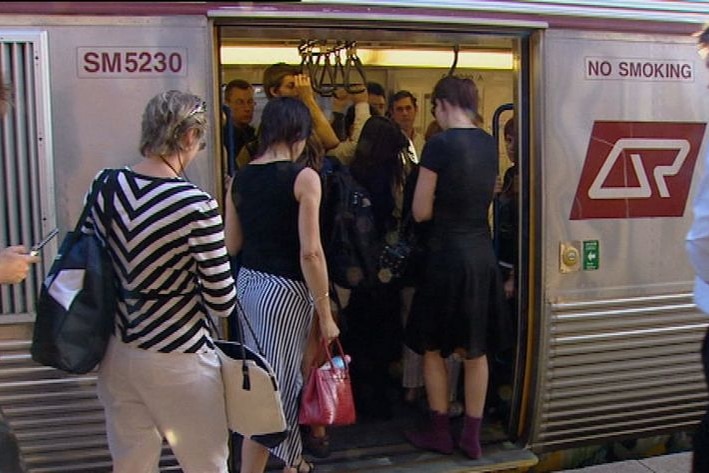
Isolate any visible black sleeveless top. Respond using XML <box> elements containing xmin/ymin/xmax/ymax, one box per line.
<box><xmin>233</xmin><ymin>161</ymin><xmax>305</xmax><ymax>281</ymax></box>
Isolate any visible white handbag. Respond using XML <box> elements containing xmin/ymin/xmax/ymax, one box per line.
<box><xmin>210</xmin><ymin>300</ymin><xmax>288</xmax><ymax>448</ymax></box>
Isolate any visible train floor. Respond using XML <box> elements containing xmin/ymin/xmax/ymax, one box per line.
<box><xmin>229</xmin><ymin>387</ymin><xmax>537</xmax><ymax>473</ymax></box>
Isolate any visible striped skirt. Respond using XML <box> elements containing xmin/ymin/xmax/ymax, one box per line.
<box><xmin>236</xmin><ymin>267</ymin><xmax>314</xmax><ymax>467</ymax></box>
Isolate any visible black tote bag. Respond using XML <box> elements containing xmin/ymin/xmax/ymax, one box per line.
<box><xmin>32</xmin><ymin>169</ymin><xmax>118</xmax><ymax>375</ymax></box>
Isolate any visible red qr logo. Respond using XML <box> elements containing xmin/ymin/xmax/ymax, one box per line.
<box><xmin>569</xmin><ymin>121</ymin><xmax>706</xmax><ymax>220</ymax></box>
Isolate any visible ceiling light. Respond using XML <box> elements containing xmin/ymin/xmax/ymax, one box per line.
<box><xmin>220</xmin><ymin>46</ymin><xmax>513</xmax><ymax>70</ymax></box>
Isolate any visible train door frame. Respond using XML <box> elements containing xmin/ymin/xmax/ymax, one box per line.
<box><xmin>209</xmin><ymin>6</ymin><xmax>546</xmax><ymax>455</ymax></box>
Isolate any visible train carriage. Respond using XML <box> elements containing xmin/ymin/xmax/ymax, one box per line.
<box><xmin>0</xmin><ymin>1</ymin><xmax>708</xmax><ymax>471</ymax></box>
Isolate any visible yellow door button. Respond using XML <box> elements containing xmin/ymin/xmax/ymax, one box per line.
<box><xmin>563</xmin><ymin>247</ymin><xmax>579</xmax><ymax>267</ymax></box>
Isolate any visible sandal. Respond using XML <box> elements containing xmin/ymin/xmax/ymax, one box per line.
<box><xmin>287</xmin><ymin>458</ymin><xmax>315</xmax><ymax>473</ymax></box>
<box><xmin>302</xmin><ymin>430</ymin><xmax>331</xmax><ymax>458</ymax></box>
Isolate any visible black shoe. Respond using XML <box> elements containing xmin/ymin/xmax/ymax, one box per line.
<box><xmin>302</xmin><ymin>427</ymin><xmax>331</xmax><ymax>458</ymax></box>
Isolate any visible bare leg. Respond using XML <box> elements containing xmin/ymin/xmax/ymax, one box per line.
<box><xmin>422</xmin><ymin>350</ymin><xmax>449</xmax><ymax>414</ymax></box>
<box><xmin>240</xmin><ymin>437</ymin><xmax>269</xmax><ymax>473</ymax></box>
<box><xmin>463</xmin><ymin>354</ymin><xmax>488</xmax><ymax>417</ymax></box>
<box><xmin>459</xmin><ymin>354</ymin><xmax>489</xmax><ymax>459</ymax></box>
<box><xmin>404</xmin><ymin>350</ymin><xmax>454</xmax><ymax>454</ymax></box>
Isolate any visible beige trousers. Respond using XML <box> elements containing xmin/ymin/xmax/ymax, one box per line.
<box><xmin>97</xmin><ymin>336</ymin><xmax>229</xmax><ymax>473</ymax></box>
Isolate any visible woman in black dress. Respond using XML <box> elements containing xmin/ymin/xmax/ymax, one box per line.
<box><xmin>405</xmin><ymin>76</ymin><xmax>505</xmax><ymax>460</ymax></box>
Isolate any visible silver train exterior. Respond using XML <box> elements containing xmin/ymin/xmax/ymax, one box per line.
<box><xmin>0</xmin><ymin>1</ymin><xmax>707</xmax><ymax>471</ymax></box>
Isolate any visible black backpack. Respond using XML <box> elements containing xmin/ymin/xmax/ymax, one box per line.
<box><xmin>321</xmin><ymin>160</ymin><xmax>380</xmax><ymax>290</ymax></box>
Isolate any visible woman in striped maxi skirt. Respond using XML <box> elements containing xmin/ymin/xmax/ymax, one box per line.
<box><xmin>237</xmin><ymin>268</ymin><xmax>314</xmax><ymax>466</ymax></box>
<box><xmin>224</xmin><ymin>97</ymin><xmax>339</xmax><ymax>473</ymax></box>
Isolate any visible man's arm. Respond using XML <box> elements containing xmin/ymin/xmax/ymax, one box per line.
<box><xmin>329</xmin><ymin>100</ymin><xmax>371</xmax><ymax>165</ymax></box>
<box><xmin>295</xmin><ymin>75</ymin><xmax>340</xmax><ymax>150</ymax></box>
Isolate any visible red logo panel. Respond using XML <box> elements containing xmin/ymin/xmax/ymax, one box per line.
<box><xmin>570</xmin><ymin>121</ymin><xmax>706</xmax><ymax>220</ymax></box>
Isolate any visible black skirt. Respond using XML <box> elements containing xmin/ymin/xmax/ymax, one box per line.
<box><xmin>405</xmin><ymin>230</ymin><xmax>511</xmax><ymax>359</ymax></box>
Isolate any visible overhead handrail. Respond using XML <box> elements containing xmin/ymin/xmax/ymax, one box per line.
<box><xmin>448</xmin><ymin>43</ymin><xmax>460</xmax><ymax>77</ymax></box>
<box><xmin>297</xmin><ymin>40</ymin><xmax>367</xmax><ymax>97</ymax></box>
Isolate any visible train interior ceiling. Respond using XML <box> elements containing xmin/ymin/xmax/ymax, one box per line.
<box><xmin>217</xmin><ymin>25</ymin><xmax>526</xmax><ymax>470</ymax></box>
<box><xmin>218</xmin><ymin>26</ymin><xmax>517</xmax><ymax>147</ymax></box>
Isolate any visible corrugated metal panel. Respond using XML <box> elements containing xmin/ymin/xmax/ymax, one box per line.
<box><xmin>533</xmin><ymin>293</ymin><xmax>708</xmax><ymax>450</ymax></box>
<box><xmin>0</xmin><ymin>38</ymin><xmax>41</xmax><ymax>317</ymax></box>
<box><xmin>0</xmin><ymin>336</ymin><xmax>182</xmax><ymax>472</ymax></box>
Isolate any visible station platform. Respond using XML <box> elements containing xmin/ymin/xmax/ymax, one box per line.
<box><xmin>556</xmin><ymin>451</ymin><xmax>691</xmax><ymax>473</ymax></box>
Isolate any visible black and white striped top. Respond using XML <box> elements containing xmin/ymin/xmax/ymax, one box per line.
<box><xmin>82</xmin><ymin>167</ymin><xmax>236</xmax><ymax>354</ymax></box>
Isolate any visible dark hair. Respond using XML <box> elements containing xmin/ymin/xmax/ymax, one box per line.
<box><xmin>256</xmin><ymin>97</ymin><xmax>311</xmax><ymax>156</ymax></box>
<box><xmin>504</xmin><ymin>117</ymin><xmax>515</xmax><ymax>139</ymax></box>
<box><xmin>424</xmin><ymin>120</ymin><xmax>442</xmax><ymax>141</ymax></box>
<box><xmin>389</xmin><ymin>90</ymin><xmax>417</xmax><ymax>110</ymax></box>
<box><xmin>344</xmin><ymin>103</ymin><xmax>378</xmax><ymax>134</ymax></box>
<box><xmin>351</xmin><ymin>116</ymin><xmax>412</xmax><ymax>235</ymax></box>
<box><xmin>431</xmin><ymin>76</ymin><xmax>479</xmax><ymax>115</ymax></box>
<box><xmin>367</xmin><ymin>81</ymin><xmax>386</xmax><ymax>98</ymax></box>
<box><xmin>262</xmin><ymin>63</ymin><xmax>300</xmax><ymax>99</ymax></box>
<box><xmin>224</xmin><ymin>79</ymin><xmax>252</xmax><ymax>98</ymax></box>
<box><xmin>351</xmin><ymin>116</ymin><xmax>410</xmax><ymax>191</ymax></box>
<box><xmin>297</xmin><ymin>133</ymin><xmax>325</xmax><ymax>172</ymax></box>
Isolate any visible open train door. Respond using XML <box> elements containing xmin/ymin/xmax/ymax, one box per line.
<box><xmin>209</xmin><ymin>2</ymin><xmax>543</xmax><ymax>471</ymax></box>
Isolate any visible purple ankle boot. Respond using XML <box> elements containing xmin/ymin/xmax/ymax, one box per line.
<box><xmin>404</xmin><ymin>411</ymin><xmax>454</xmax><ymax>454</ymax></box>
<box><xmin>459</xmin><ymin>415</ymin><xmax>482</xmax><ymax>459</ymax></box>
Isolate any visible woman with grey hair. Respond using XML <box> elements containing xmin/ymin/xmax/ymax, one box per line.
<box><xmin>85</xmin><ymin>90</ymin><xmax>236</xmax><ymax>473</ymax></box>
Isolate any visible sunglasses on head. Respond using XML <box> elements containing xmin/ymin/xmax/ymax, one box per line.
<box><xmin>188</xmin><ymin>100</ymin><xmax>207</xmax><ymax>117</ymax></box>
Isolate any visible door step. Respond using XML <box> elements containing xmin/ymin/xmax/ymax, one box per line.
<box><xmin>306</xmin><ymin>441</ymin><xmax>538</xmax><ymax>473</ymax></box>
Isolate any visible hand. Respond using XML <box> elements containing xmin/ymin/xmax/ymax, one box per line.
<box><xmin>295</xmin><ymin>74</ymin><xmax>315</xmax><ymax>103</ymax></box>
<box><xmin>318</xmin><ymin>313</ymin><xmax>340</xmax><ymax>343</ymax></box>
<box><xmin>504</xmin><ymin>275</ymin><xmax>515</xmax><ymax>299</ymax></box>
<box><xmin>223</xmin><ymin>174</ymin><xmax>233</xmax><ymax>195</ymax></box>
<box><xmin>332</xmin><ymin>88</ymin><xmax>350</xmax><ymax>113</ymax></box>
<box><xmin>349</xmin><ymin>84</ymin><xmax>368</xmax><ymax>104</ymax></box>
<box><xmin>0</xmin><ymin>246</ymin><xmax>40</xmax><ymax>284</ymax></box>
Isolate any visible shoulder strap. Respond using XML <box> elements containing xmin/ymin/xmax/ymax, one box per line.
<box><xmin>206</xmin><ymin>295</ymin><xmax>267</xmax><ymax>357</ymax></box>
<box><xmin>74</xmin><ymin>168</ymin><xmax>114</xmax><ymax>233</ymax></box>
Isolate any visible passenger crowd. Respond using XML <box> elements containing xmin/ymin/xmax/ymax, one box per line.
<box><xmin>0</xmin><ymin>62</ymin><xmax>516</xmax><ymax>473</ymax></box>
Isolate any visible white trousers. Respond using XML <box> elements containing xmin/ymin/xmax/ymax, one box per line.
<box><xmin>97</xmin><ymin>337</ymin><xmax>229</xmax><ymax>473</ymax></box>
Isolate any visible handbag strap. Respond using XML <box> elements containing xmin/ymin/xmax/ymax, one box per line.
<box><xmin>206</xmin><ymin>294</ymin><xmax>267</xmax><ymax>358</ymax></box>
<box><xmin>398</xmin><ymin>212</ymin><xmax>417</xmax><ymax>244</ymax></box>
<box><xmin>318</xmin><ymin>337</ymin><xmax>350</xmax><ymax>373</ymax></box>
<box><xmin>74</xmin><ymin>168</ymin><xmax>116</xmax><ymax>234</ymax></box>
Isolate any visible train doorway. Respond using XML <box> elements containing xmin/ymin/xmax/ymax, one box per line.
<box><xmin>213</xmin><ymin>11</ymin><xmax>537</xmax><ymax>472</ymax></box>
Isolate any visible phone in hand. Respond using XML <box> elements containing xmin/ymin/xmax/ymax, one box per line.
<box><xmin>30</xmin><ymin>228</ymin><xmax>59</xmax><ymax>257</ymax></box>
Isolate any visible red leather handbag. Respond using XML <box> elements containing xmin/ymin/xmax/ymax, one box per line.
<box><xmin>298</xmin><ymin>338</ymin><xmax>356</xmax><ymax>426</ymax></box>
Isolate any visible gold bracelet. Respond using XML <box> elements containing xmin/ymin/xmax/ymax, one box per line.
<box><xmin>313</xmin><ymin>292</ymin><xmax>329</xmax><ymax>303</ymax></box>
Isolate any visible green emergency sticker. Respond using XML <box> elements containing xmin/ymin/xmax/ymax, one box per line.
<box><xmin>583</xmin><ymin>240</ymin><xmax>599</xmax><ymax>270</ymax></box>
